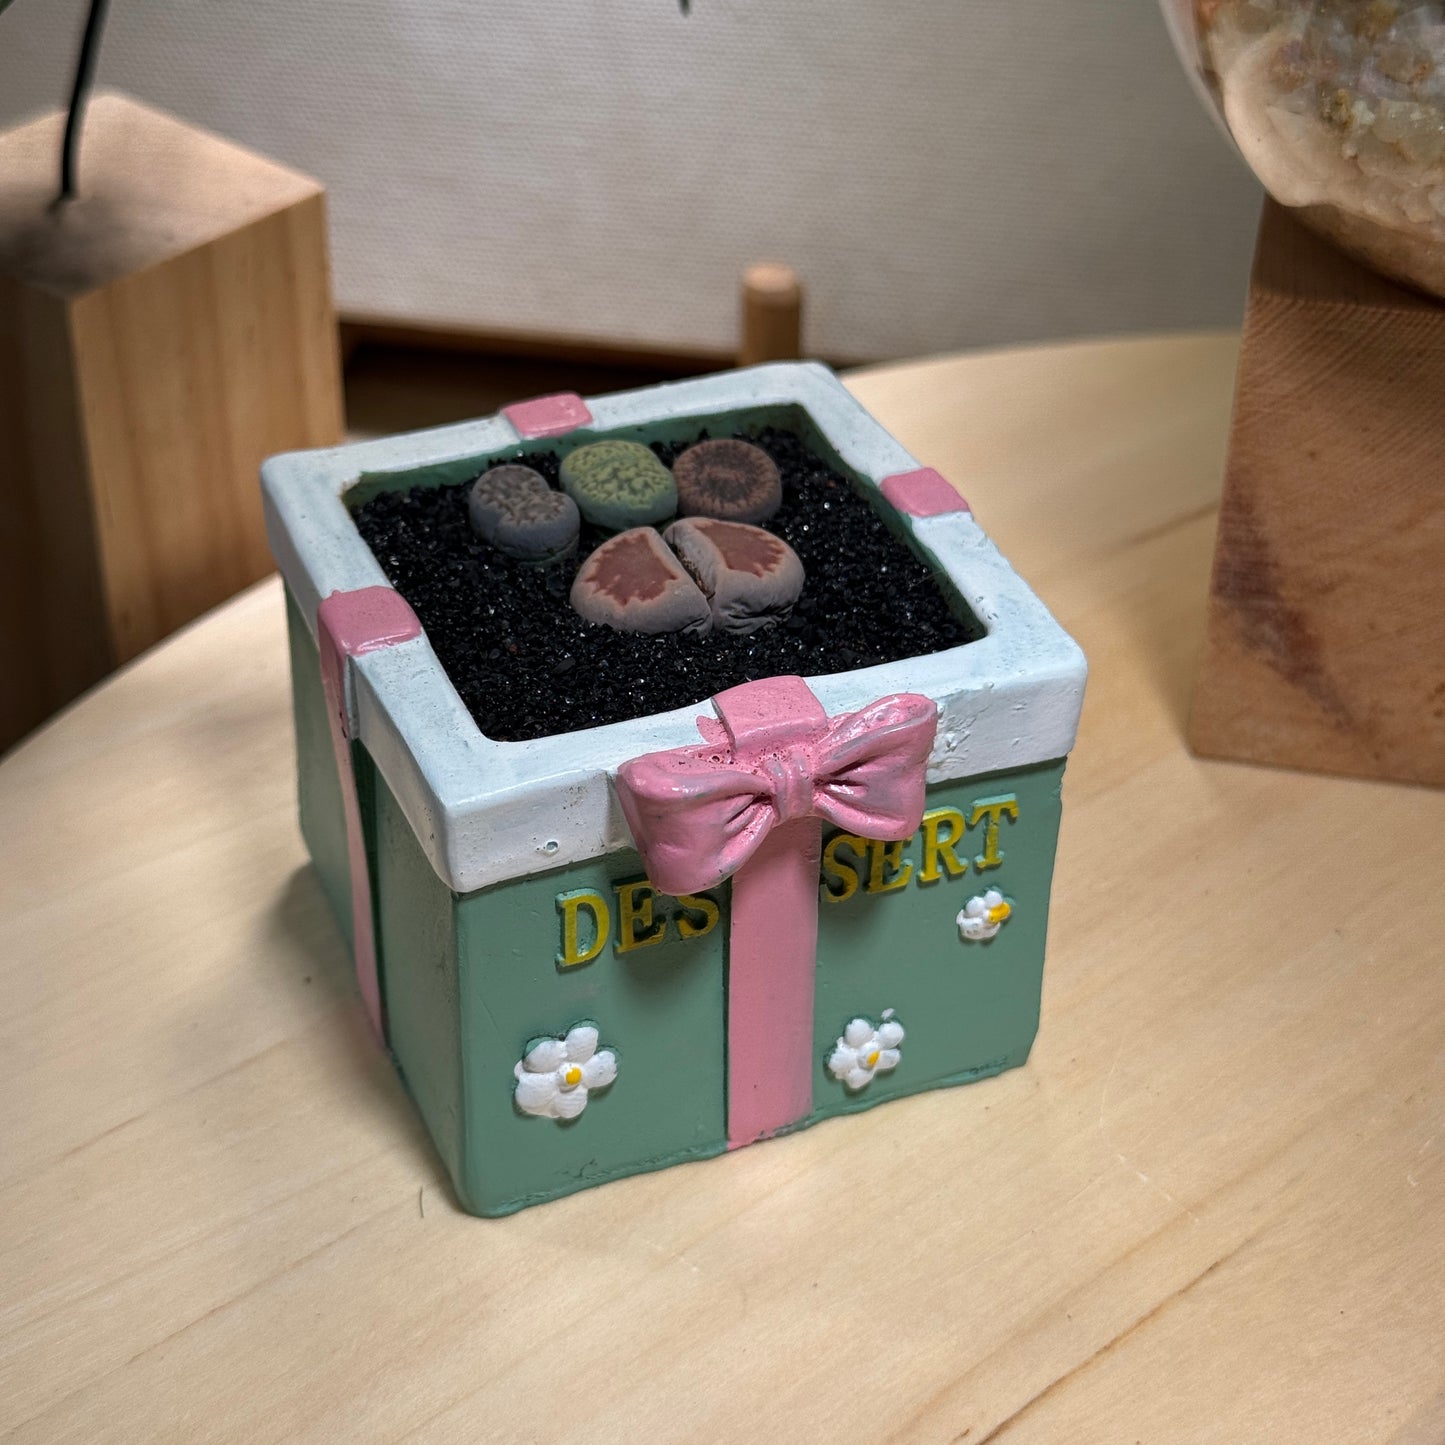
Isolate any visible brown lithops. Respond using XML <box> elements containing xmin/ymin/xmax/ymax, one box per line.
<box><xmin>663</xmin><ymin>517</ymin><xmax>804</xmax><ymax>635</ymax></box>
<box><xmin>468</xmin><ymin>464</ymin><xmax>580</xmax><ymax>563</ymax></box>
<box><xmin>570</xmin><ymin>527</ymin><xmax>712</xmax><ymax>635</ymax></box>
<box><xmin>673</xmin><ymin>439</ymin><xmax>782</xmax><ymax>524</ymax></box>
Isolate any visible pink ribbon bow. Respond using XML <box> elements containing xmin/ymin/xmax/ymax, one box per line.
<box><xmin>615</xmin><ymin>678</ymin><xmax>937</xmax><ymax>1147</ymax></box>
<box><xmin>616</xmin><ymin>690</ymin><xmax>937</xmax><ymax>893</ymax></box>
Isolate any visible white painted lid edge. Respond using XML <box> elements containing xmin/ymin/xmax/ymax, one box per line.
<box><xmin>262</xmin><ymin>361</ymin><xmax>1086</xmax><ymax>894</ymax></box>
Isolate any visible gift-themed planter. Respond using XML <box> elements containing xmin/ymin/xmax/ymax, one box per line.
<box><xmin>262</xmin><ymin>363</ymin><xmax>1086</xmax><ymax>1216</ymax></box>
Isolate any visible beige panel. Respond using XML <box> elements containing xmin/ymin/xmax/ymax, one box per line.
<box><xmin>0</xmin><ymin>1</ymin><xmax>1261</xmax><ymax>360</ymax></box>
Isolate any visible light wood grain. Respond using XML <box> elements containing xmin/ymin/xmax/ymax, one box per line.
<box><xmin>2</xmin><ymin>333</ymin><xmax>1442</xmax><ymax>1444</ymax></box>
<box><xmin>0</xmin><ymin>94</ymin><xmax>343</xmax><ymax>753</ymax></box>
<box><xmin>1191</xmin><ymin>199</ymin><xmax>1445</xmax><ymax>787</ymax></box>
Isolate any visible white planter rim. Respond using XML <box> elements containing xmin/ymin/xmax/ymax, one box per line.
<box><xmin>263</xmin><ymin>362</ymin><xmax>1085</xmax><ymax>894</ymax></box>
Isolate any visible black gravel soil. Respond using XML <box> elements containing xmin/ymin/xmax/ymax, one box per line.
<box><xmin>351</xmin><ymin>427</ymin><xmax>982</xmax><ymax>742</ymax></box>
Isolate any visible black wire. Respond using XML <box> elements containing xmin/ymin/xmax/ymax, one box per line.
<box><xmin>58</xmin><ymin>0</ymin><xmax>111</xmax><ymax>202</ymax></box>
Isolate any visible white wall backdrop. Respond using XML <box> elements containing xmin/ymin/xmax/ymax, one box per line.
<box><xmin>0</xmin><ymin>0</ymin><xmax>1263</xmax><ymax>361</ymax></box>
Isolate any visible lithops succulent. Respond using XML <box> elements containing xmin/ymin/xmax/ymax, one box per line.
<box><xmin>571</xmin><ymin>527</ymin><xmax>711</xmax><ymax>635</ymax></box>
<box><xmin>663</xmin><ymin>517</ymin><xmax>804</xmax><ymax>635</ymax></box>
<box><xmin>559</xmin><ymin>440</ymin><xmax>677</xmax><ymax>531</ymax></box>
<box><xmin>673</xmin><ymin>438</ymin><xmax>782</xmax><ymax>524</ymax></box>
<box><xmin>468</xmin><ymin>464</ymin><xmax>580</xmax><ymax>564</ymax></box>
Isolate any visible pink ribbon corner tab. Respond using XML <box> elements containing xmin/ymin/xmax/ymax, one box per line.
<box><xmin>501</xmin><ymin>392</ymin><xmax>593</xmax><ymax>439</ymax></box>
<box><xmin>881</xmin><ymin>467</ymin><xmax>970</xmax><ymax>518</ymax></box>
<box><xmin>615</xmin><ymin>677</ymin><xmax>937</xmax><ymax>1148</ymax></box>
<box><xmin>316</xmin><ymin>586</ymin><xmax>422</xmax><ymax>1043</ymax></box>
<box><xmin>317</xmin><ymin>585</ymin><xmax>423</xmax><ymax>663</ymax></box>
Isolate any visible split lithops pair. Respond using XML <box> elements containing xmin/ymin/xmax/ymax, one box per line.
<box><xmin>571</xmin><ymin>517</ymin><xmax>804</xmax><ymax>636</ymax></box>
<box><xmin>467</xmin><ymin>435</ymin><xmax>802</xmax><ymax>635</ymax></box>
<box><xmin>561</xmin><ymin>437</ymin><xmax>798</xmax><ymax>634</ymax></box>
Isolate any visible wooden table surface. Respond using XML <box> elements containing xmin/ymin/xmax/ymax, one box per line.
<box><xmin>3</xmin><ymin>333</ymin><xmax>1442</xmax><ymax>1443</ymax></box>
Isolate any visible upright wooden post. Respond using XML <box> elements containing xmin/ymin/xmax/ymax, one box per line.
<box><xmin>739</xmin><ymin>262</ymin><xmax>803</xmax><ymax>367</ymax></box>
<box><xmin>0</xmin><ymin>93</ymin><xmax>343</xmax><ymax>752</ymax></box>
<box><xmin>1189</xmin><ymin>200</ymin><xmax>1445</xmax><ymax>787</ymax></box>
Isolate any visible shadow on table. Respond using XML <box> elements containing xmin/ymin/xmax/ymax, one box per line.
<box><xmin>1098</xmin><ymin>503</ymin><xmax>1216</xmax><ymax>748</ymax></box>
<box><xmin>261</xmin><ymin>863</ymin><xmax>462</xmax><ymax>1210</ymax></box>
<box><xmin>1142</xmin><ymin>552</ymin><xmax>1211</xmax><ymax>742</ymax></box>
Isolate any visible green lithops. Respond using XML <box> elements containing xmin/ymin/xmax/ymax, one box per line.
<box><xmin>559</xmin><ymin>440</ymin><xmax>677</xmax><ymax>531</ymax></box>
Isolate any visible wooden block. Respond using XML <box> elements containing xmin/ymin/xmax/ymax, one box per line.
<box><xmin>0</xmin><ymin>93</ymin><xmax>343</xmax><ymax>752</ymax></box>
<box><xmin>738</xmin><ymin>262</ymin><xmax>802</xmax><ymax>367</ymax></box>
<box><xmin>1189</xmin><ymin>199</ymin><xmax>1445</xmax><ymax>788</ymax></box>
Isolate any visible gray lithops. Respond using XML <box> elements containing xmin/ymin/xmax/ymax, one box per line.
<box><xmin>673</xmin><ymin>439</ymin><xmax>782</xmax><ymax>524</ymax></box>
<box><xmin>468</xmin><ymin>463</ymin><xmax>580</xmax><ymax>563</ymax></box>
<box><xmin>559</xmin><ymin>440</ymin><xmax>677</xmax><ymax>531</ymax></box>
<box><xmin>570</xmin><ymin>527</ymin><xmax>711</xmax><ymax>635</ymax></box>
<box><xmin>663</xmin><ymin>517</ymin><xmax>804</xmax><ymax>635</ymax></box>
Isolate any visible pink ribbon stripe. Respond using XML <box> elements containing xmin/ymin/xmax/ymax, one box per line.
<box><xmin>616</xmin><ymin>677</ymin><xmax>936</xmax><ymax>1146</ymax></box>
<box><xmin>316</xmin><ymin>586</ymin><xmax>422</xmax><ymax>1041</ymax></box>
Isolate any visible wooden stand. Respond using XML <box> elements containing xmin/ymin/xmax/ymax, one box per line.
<box><xmin>739</xmin><ymin>262</ymin><xmax>803</xmax><ymax>366</ymax></box>
<box><xmin>1189</xmin><ymin>200</ymin><xmax>1445</xmax><ymax>788</ymax></box>
<box><xmin>0</xmin><ymin>93</ymin><xmax>343</xmax><ymax>752</ymax></box>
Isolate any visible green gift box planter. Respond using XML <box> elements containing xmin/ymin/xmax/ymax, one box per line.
<box><xmin>262</xmin><ymin>364</ymin><xmax>1086</xmax><ymax>1217</ymax></box>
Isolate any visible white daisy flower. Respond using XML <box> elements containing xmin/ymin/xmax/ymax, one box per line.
<box><xmin>957</xmin><ymin>888</ymin><xmax>1012</xmax><ymax>941</ymax></box>
<box><xmin>513</xmin><ymin>1023</ymin><xmax>617</xmax><ymax>1120</ymax></box>
<box><xmin>828</xmin><ymin>1009</ymin><xmax>905</xmax><ymax>1092</ymax></box>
